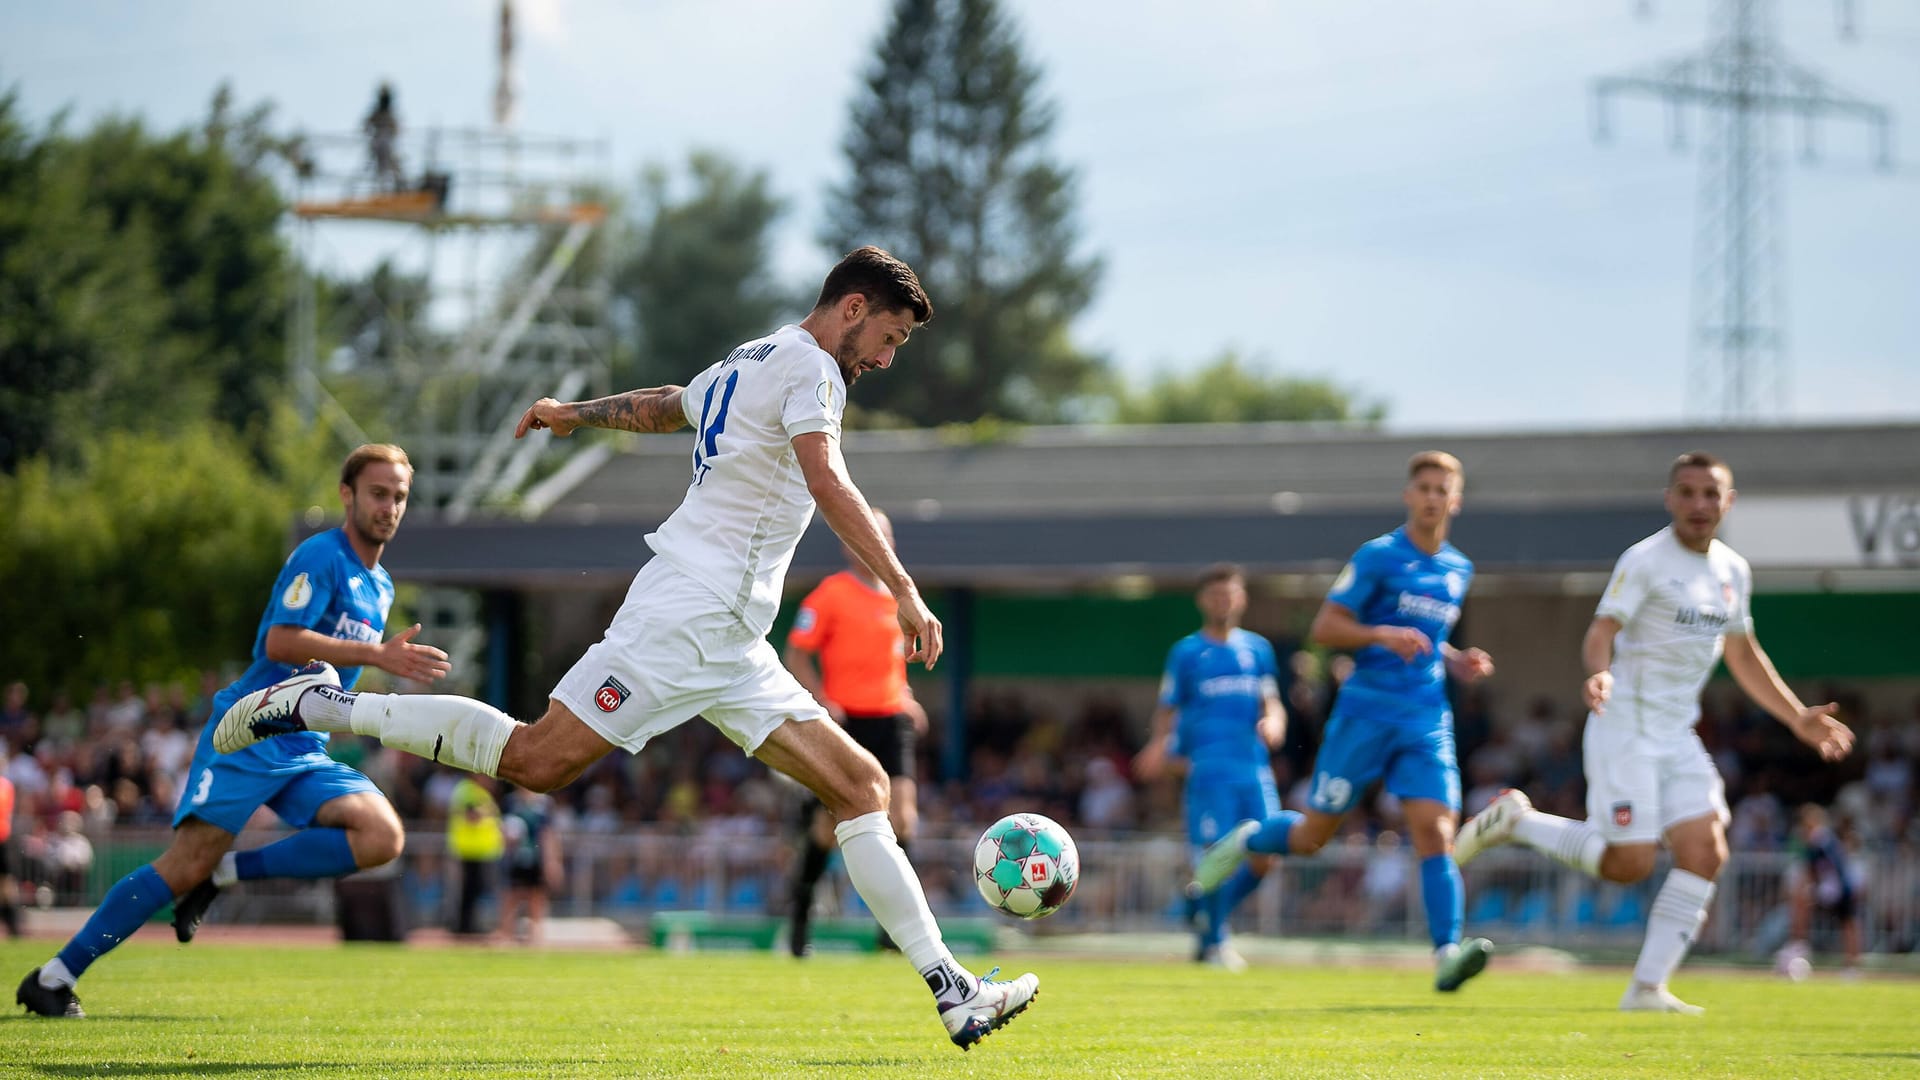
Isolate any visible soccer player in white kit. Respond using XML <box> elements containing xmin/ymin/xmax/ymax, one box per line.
<box><xmin>1451</xmin><ymin>452</ymin><xmax>1853</xmax><ymax>1014</ymax></box>
<box><xmin>212</xmin><ymin>247</ymin><xmax>1039</xmax><ymax>1050</ymax></box>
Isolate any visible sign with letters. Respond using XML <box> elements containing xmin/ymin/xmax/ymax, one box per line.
<box><xmin>1721</xmin><ymin>495</ymin><xmax>1920</xmax><ymax>569</ymax></box>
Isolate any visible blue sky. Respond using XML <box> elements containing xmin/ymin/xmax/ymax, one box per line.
<box><xmin>3</xmin><ymin>0</ymin><xmax>1916</xmax><ymax>430</ymax></box>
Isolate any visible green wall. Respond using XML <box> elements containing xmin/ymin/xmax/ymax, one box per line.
<box><xmin>1749</xmin><ymin>593</ymin><xmax>1920</xmax><ymax>680</ymax></box>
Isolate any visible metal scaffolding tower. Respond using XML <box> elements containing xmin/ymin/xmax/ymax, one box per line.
<box><xmin>287</xmin><ymin>124</ymin><xmax>612</xmax><ymax>517</ymax></box>
<box><xmin>1593</xmin><ymin>0</ymin><xmax>1892</xmax><ymax>421</ymax></box>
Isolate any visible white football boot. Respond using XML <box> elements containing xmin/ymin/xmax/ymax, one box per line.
<box><xmin>937</xmin><ymin>966</ymin><xmax>1040</xmax><ymax>1050</ymax></box>
<box><xmin>1452</xmin><ymin>788</ymin><xmax>1533</xmax><ymax>867</ymax></box>
<box><xmin>212</xmin><ymin>662</ymin><xmax>342</xmax><ymax>753</ymax></box>
<box><xmin>1619</xmin><ymin>983</ymin><xmax>1705</xmax><ymax>1015</ymax></box>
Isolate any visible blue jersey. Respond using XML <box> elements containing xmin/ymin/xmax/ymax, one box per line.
<box><xmin>1325</xmin><ymin>527</ymin><xmax>1473</xmax><ymax>710</ymax></box>
<box><xmin>1158</xmin><ymin>628</ymin><xmax>1279</xmax><ymax>781</ymax></box>
<box><xmin>201</xmin><ymin>528</ymin><xmax>393</xmax><ymax>763</ymax></box>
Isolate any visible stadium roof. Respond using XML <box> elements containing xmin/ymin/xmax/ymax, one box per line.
<box><xmin>379</xmin><ymin>420</ymin><xmax>1920</xmax><ymax>589</ymax></box>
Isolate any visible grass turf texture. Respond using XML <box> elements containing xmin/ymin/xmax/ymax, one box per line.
<box><xmin>5</xmin><ymin>942</ymin><xmax>1918</xmax><ymax>1078</ymax></box>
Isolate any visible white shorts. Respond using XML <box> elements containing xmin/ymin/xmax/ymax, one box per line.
<box><xmin>1582</xmin><ymin>716</ymin><xmax>1730</xmax><ymax>846</ymax></box>
<box><xmin>551</xmin><ymin>558</ymin><xmax>827</xmax><ymax>755</ymax></box>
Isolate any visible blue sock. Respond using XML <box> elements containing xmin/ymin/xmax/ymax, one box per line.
<box><xmin>1217</xmin><ymin>864</ymin><xmax>1263</xmax><ymax>916</ymax></box>
<box><xmin>1245</xmin><ymin>811</ymin><xmax>1301</xmax><ymax>855</ymax></box>
<box><xmin>235</xmin><ymin>829</ymin><xmax>360</xmax><ymax>881</ymax></box>
<box><xmin>1420</xmin><ymin>853</ymin><xmax>1463</xmax><ymax>950</ymax></box>
<box><xmin>1203</xmin><ymin>865</ymin><xmax>1264</xmax><ymax>948</ymax></box>
<box><xmin>56</xmin><ymin>864</ymin><xmax>173</xmax><ymax>980</ymax></box>
<box><xmin>1201</xmin><ymin>891</ymin><xmax>1228</xmax><ymax>949</ymax></box>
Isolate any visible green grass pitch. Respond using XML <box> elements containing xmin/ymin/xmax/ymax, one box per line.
<box><xmin>5</xmin><ymin>942</ymin><xmax>1917</xmax><ymax>1078</ymax></box>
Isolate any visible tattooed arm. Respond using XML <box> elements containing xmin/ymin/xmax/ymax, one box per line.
<box><xmin>513</xmin><ymin>387</ymin><xmax>688</xmax><ymax>438</ymax></box>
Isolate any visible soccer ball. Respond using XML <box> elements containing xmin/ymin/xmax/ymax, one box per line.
<box><xmin>972</xmin><ymin>812</ymin><xmax>1079</xmax><ymax>919</ymax></box>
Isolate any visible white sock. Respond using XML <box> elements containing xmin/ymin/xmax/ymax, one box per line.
<box><xmin>211</xmin><ymin>852</ymin><xmax>239</xmax><ymax>888</ymax></box>
<box><xmin>40</xmin><ymin>958</ymin><xmax>75</xmax><ymax>989</ymax></box>
<box><xmin>833</xmin><ymin>811</ymin><xmax>962</xmax><ymax>996</ymax></box>
<box><xmin>1512</xmin><ymin>811</ymin><xmax>1606</xmax><ymax>877</ymax></box>
<box><xmin>348</xmin><ymin>693</ymin><xmax>519</xmax><ymax>775</ymax></box>
<box><xmin>300</xmin><ymin>684</ymin><xmax>357</xmax><ymax>731</ymax></box>
<box><xmin>1633</xmin><ymin>868</ymin><xmax>1716</xmax><ymax>989</ymax></box>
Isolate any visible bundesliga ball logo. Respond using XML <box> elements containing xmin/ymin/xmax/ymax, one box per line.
<box><xmin>973</xmin><ymin>813</ymin><xmax>1079</xmax><ymax>919</ymax></box>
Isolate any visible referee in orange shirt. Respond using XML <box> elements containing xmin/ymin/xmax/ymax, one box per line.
<box><xmin>783</xmin><ymin>509</ymin><xmax>928</xmax><ymax>956</ymax></box>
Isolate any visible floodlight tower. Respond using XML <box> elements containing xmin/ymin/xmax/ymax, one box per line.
<box><xmin>1593</xmin><ymin>0</ymin><xmax>1892</xmax><ymax>421</ymax></box>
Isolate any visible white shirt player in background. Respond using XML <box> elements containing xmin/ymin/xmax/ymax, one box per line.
<box><xmin>211</xmin><ymin>246</ymin><xmax>1039</xmax><ymax>1051</ymax></box>
<box><xmin>1452</xmin><ymin>451</ymin><xmax>1853</xmax><ymax>1014</ymax></box>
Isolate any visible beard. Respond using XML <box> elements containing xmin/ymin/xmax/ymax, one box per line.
<box><xmin>835</xmin><ymin>317</ymin><xmax>871</xmax><ymax>382</ymax></box>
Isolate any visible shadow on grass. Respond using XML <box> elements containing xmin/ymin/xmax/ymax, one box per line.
<box><xmin>1236</xmin><ymin>1003</ymin><xmax>1577</xmax><ymax>1018</ymax></box>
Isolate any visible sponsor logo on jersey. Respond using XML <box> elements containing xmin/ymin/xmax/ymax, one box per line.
<box><xmin>815</xmin><ymin>378</ymin><xmax>838</xmax><ymax>414</ymax></box>
<box><xmin>1613</xmin><ymin>801</ymin><xmax>1633</xmax><ymax>827</ymax></box>
<box><xmin>1332</xmin><ymin>562</ymin><xmax>1357</xmax><ymax>594</ymax></box>
<box><xmin>1673</xmin><ymin>605</ymin><xmax>1729</xmax><ymax>631</ymax></box>
<box><xmin>331</xmin><ymin>613</ymin><xmax>382</xmax><ymax>644</ymax></box>
<box><xmin>1395</xmin><ymin>591</ymin><xmax>1461</xmax><ymax>627</ymax></box>
<box><xmin>282</xmin><ymin>573</ymin><xmax>313</xmax><ymax>610</ymax></box>
<box><xmin>1198</xmin><ymin>674</ymin><xmax>1265</xmax><ymax>698</ymax></box>
<box><xmin>794</xmin><ymin>607</ymin><xmax>818</xmax><ymax>633</ymax></box>
<box><xmin>595</xmin><ymin>676</ymin><xmax>630</xmax><ymax>713</ymax></box>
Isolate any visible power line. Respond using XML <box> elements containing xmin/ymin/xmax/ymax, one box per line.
<box><xmin>1593</xmin><ymin>0</ymin><xmax>1894</xmax><ymax>422</ymax></box>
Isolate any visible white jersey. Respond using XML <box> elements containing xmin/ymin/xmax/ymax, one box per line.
<box><xmin>644</xmin><ymin>324</ymin><xmax>844</xmax><ymax>636</ymax></box>
<box><xmin>1592</xmin><ymin>526</ymin><xmax>1754</xmax><ymax>737</ymax></box>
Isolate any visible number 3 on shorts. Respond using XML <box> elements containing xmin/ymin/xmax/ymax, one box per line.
<box><xmin>190</xmin><ymin>768</ymin><xmax>214</xmax><ymax>807</ymax></box>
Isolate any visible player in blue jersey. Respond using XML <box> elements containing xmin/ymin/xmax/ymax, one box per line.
<box><xmin>1191</xmin><ymin>451</ymin><xmax>1497</xmax><ymax>991</ymax></box>
<box><xmin>16</xmin><ymin>444</ymin><xmax>451</xmax><ymax>1018</ymax></box>
<box><xmin>1135</xmin><ymin>563</ymin><xmax>1286</xmax><ymax>972</ymax></box>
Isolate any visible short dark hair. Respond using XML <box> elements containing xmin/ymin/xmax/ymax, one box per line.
<box><xmin>1668</xmin><ymin>451</ymin><xmax>1732</xmax><ymax>485</ymax></box>
<box><xmin>341</xmin><ymin>443</ymin><xmax>412</xmax><ymax>489</ymax></box>
<box><xmin>814</xmin><ymin>246</ymin><xmax>933</xmax><ymax>324</ymax></box>
<box><xmin>1197</xmin><ymin>563</ymin><xmax>1245</xmax><ymax>590</ymax></box>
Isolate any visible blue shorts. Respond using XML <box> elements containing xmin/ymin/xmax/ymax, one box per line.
<box><xmin>173</xmin><ymin>690</ymin><xmax>379</xmax><ymax>834</ymax></box>
<box><xmin>1184</xmin><ymin>765</ymin><xmax>1282</xmax><ymax>849</ymax></box>
<box><xmin>1307</xmin><ymin>695</ymin><xmax>1459</xmax><ymax>815</ymax></box>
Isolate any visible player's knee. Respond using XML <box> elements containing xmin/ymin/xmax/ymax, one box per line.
<box><xmin>356</xmin><ymin>816</ymin><xmax>406</xmax><ymax>867</ymax></box>
<box><xmin>824</xmin><ymin>764</ymin><xmax>889</xmax><ymax>820</ymax></box>
<box><xmin>506</xmin><ymin>758</ymin><xmax>578</xmax><ymax>794</ymax></box>
<box><xmin>1598</xmin><ymin>845</ymin><xmax>1657</xmax><ymax>883</ymax></box>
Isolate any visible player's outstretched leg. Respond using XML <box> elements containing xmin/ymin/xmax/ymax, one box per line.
<box><xmin>217</xmin><ymin>669</ymin><xmax>520</xmax><ymax>779</ymax></box>
<box><xmin>834</xmin><ymin>812</ymin><xmax>1039</xmax><ymax>1049</ymax></box>
<box><xmin>17</xmin><ymin>862</ymin><xmax>181</xmax><ymax>1017</ymax></box>
<box><xmin>1452</xmin><ymin>789</ymin><xmax>1532</xmax><ymax>866</ymax></box>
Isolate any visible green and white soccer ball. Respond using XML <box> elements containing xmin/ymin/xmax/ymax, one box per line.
<box><xmin>973</xmin><ymin>812</ymin><xmax>1079</xmax><ymax>919</ymax></box>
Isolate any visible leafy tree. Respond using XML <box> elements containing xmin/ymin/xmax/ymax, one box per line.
<box><xmin>0</xmin><ymin>84</ymin><xmax>292</xmax><ymax>470</ymax></box>
<box><xmin>0</xmin><ymin>424</ymin><xmax>324</xmax><ymax>699</ymax></box>
<box><xmin>1106</xmin><ymin>351</ymin><xmax>1385</xmax><ymax>424</ymax></box>
<box><xmin>822</xmin><ymin>0</ymin><xmax>1103</xmax><ymax>427</ymax></box>
<box><xmin>615</xmin><ymin>151</ymin><xmax>788</xmax><ymax>389</ymax></box>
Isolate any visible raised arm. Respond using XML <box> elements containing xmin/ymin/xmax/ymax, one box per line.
<box><xmin>514</xmin><ymin>387</ymin><xmax>687</xmax><ymax>438</ymax></box>
<box><xmin>792</xmin><ymin>431</ymin><xmax>943</xmax><ymax>668</ymax></box>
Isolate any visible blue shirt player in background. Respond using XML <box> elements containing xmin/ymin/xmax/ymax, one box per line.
<box><xmin>1135</xmin><ymin>563</ymin><xmax>1285</xmax><ymax>972</ymax></box>
<box><xmin>17</xmin><ymin>444</ymin><xmax>452</xmax><ymax>1018</ymax></box>
<box><xmin>1191</xmin><ymin>451</ymin><xmax>1497</xmax><ymax>991</ymax></box>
